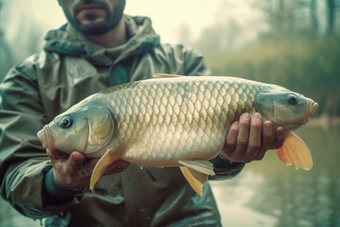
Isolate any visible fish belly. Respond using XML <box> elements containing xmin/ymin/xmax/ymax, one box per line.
<box><xmin>109</xmin><ymin>77</ymin><xmax>262</xmax><ymax>167</ymax></box>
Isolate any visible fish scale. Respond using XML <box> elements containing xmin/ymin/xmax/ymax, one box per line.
<box><xmin>102</xmin><ymin>76</ymin><xmax>262</xmax><ymax>166</ymax></box>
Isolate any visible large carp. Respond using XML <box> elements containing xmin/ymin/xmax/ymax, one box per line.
<box><xmin>37</xmin><ymin>74</ymin><xmax>318</xmax><ymax>196</ymax></box>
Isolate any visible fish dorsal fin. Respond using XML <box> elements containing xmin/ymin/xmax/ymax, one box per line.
<box><xmin>178</xmin><ymin>160</ymin><xmax>215</xmax><ymax>196</ymax></box>
<box><xmin>90</xmin><ymin>150</ymin><xmax>119</xmax><ymax>189</ymax></box>
<box><xmin>154</xmin><ymin>73</ymin><xmax>183</xmax><ymax>78</ymax></box>
<box><xmin>180</xmin><ymin>166</ymin><xmax>208</xmax><ymax>197</ymax></box>
<box><xmin>275</xmin><ymin>131</ymin><xmax>313</xmax><ymax>170</ymax></box>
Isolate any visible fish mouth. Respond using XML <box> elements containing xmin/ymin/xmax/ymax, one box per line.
<box><xmin>296</xmin><ymin>101</ymin><xmax>319</xmax><ymax>127</ymax></box>
<box><xmin>37</xmin><ymin>125</ymin><xmax>55</xmax><ymax>150</ymax></box>
<box><xmin>300</xmin><ymin>101</ymin><xmax>318</xmax><ymax>125</ymax></box>
<box><xmin>311</xmin><ymin>102</ymin><xmax>318</xmax><ymax>116</ymax></box>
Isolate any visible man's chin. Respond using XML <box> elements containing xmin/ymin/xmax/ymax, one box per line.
<box><xmin>70</xmin><ymin>14</ymin><xmax>122</xmax><ymax>36</ymax></box>
<box><xmin>81</xmin><ymin>21</ymin><xmax>105</xmax><ymax>29</ymax></box>
<box><xmin>78</xmin><ymin>17</ymin><xmax>106</xmax><ymax>26</ymax></box>
<box><xmin>79</xmin><ymin>25</ymin><xmax>112</xmax><ymax>36</ymax></box>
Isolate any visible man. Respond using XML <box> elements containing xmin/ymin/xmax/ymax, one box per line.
<box><xmin>0</xmin><ymin>0</ymin><xmax>285</xmax><ymax>226</ymax></box>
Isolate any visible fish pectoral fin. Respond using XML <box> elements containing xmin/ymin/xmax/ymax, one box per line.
<box><xmin>180</xmin><ymin>166</ymin><xmax>209</xmax><ymax>197</ymax></box>
<box><xmin>154</xmin><ymin>73</ymin><xmax>183</xmax><ymax>78</ymax></box>
<box><xmin>275</xmin><ymin>131</ymin><xmax>313</xmax><ymax>170</ymax></box>
<box><xmin>276</xmin><ymin>147</ymin><xmax>292</xmax><ymax>166</ymax></box>
<box><xmin>178</xmin><ymin>160</ymin><xmax>215</xmax><ymax>176</ymax></box>
<box><xmin>89</xmin><ymin>151</ymin><xmax>119</xmax><ymax>190</ymax></box>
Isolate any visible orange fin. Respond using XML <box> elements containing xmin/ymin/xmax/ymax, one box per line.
<box><xmin>89</xmin><ymin>151</ymin><xmax>119</xmax><ymax>190</ymax></box>
<box><xmin>179</xmin><ymin>166</ymin><xmax>209</xmax><ymax>197</ymax></box>
<box><xmin>276</xmin><ymin>147</ymin><xmax>292</xmax><ymax>166</ymax></box>
<box><xmin>154</xmin><ymin>73</ymin><xmax>183</xmax><ymax>78</ymax></box>
<box><xmin>178</xmin><ymin>160</ymin><xmax>215</xmax><ymax>176</ymax></box>
<box><xmin>275</xmin><ymin>131</ymin><xmax>313</xmax><ymax>170</ymax></box>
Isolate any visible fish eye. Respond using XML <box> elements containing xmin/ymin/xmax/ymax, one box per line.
<box><xmin>287</xmin><ymin>94</ymin><xmax>298</xmax><ymax>105</ymax></box>
<box><xmin>59</xmin><ymin>117</ymin><xmax>73</xmax><ymax>128</ymax></box>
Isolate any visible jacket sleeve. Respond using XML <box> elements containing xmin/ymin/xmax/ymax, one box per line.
<box><xmin>0</xmin><ymin>56</ymin><xmax>82</xmax><ymax>219</ymax></box>
<box><xmin>179</xmin><ymin>45</ymin><xmax>246</xmax><ymax>180</ymax></box>
<box><xmin>165</xmin><ymin>44</ymin><xmax>212</xmax><ymax>77</ymax></box>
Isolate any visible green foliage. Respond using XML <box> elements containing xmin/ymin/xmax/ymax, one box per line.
<box><xmin>202</xmin><ymin>35</ymin><xmax>340</xmax><ymax>116</ymax></box>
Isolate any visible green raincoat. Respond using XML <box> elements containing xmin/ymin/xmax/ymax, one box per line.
<box><xmin>0</xmin><ymin>15</ymin><xmax>244</xmax><ymax>227</ymax></box>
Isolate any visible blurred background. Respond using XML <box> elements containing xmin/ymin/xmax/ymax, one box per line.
<box><xmin>0</xmin><ymin>0</ymin><xmax>339</xmax><ymax>226</ymax></box>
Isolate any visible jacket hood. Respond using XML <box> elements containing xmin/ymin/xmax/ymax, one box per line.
<box><xmin>43</xmin><ymin>15</ymin><xmax>160</xmax><ymax>66</ymax></box>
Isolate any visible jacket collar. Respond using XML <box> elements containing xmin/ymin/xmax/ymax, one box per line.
<box><xmin>43</xmin><ymin>15</ymin><xmax>160</xmax><ymax>66</ymax></box>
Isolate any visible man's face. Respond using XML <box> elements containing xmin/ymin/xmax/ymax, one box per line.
<box><xmin>58</xmin><ymin>0</ymin><xmax>126</xmax><ymax>36</ymax></box>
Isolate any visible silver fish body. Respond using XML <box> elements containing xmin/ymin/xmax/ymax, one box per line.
<box><xmin>37</xmin><ymin>75</ymin><xmax>318</xmax><ymax>195</ymax></box>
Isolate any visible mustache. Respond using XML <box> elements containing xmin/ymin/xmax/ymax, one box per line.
<box><xmin>73</xmin><ymin>0</ymin><xmax>110</xmax><ymax>14</ymax></box>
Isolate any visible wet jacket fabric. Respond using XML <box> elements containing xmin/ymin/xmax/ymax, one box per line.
<box><xmin>0</xmin><ymin>15</ymin><xmax>245</xmax><ymax>227</ymax></box>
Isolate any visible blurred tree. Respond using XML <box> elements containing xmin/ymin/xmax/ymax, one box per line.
<box><xmin>0</xmin><ymin>0</ymin><xmax>43</xmax><ymax>82</ymax></box>
<box><xmin>195</xmin><ymin>0</ymin><xmax>340</xmax><ymax>116</ymax></box>
<box><xmin>326</xmin><ymin>0</ymin><xmax>336</xmax><ymax>35</ymax></box>
<box><xmin>310</xmin><ymin>0</ymin><xmax>319</xmax><ymax>33</ymax></box>
<box><xmin>258</xmin><ymin>0</ymin><xmax>340</xmax><ymax>37</ymax></box>
<box><xmin>255</xmin><ymin>0</ymin><xmax>313</xmax><ymax>38</ymax></box>
<box><xmin>0</xmin><ymin>0</ymin><xmax>14</xmax><ymax>82</ymax></box>
<box><xmin>224</xmin><ymin>19</ymin><xmax>242</xmax><ymax>50</ymax></box>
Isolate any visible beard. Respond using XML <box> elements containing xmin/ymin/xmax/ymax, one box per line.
<box><xmin>63</xmin><ymin>0</ymin><xmax>126</xmax><ymax>36</ymax></box>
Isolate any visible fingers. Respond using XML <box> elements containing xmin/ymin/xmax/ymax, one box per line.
<box><xmin>243</xmin><ymin>113</ymin><xmax>262</xmax><ymax>162</ymax></box>
<box><xmin>77</xmin><ymin>157</ymin><xmax>130</xmax><ymax>177</ymax></box>
<box><xmin>103</xmin><ymin>160</ymin><xmax>130</xmax><ymax>175</ymax></box>
<box><xmin>222</xmin><ymin>112</ymin><xmax>286</xmax><ymax>163</ymax></box>
<box><xmin>224</xmin><ymin>121</ymin><xmax>239</xmax><ymax>155</ymax></box>
<box><xmin>45</xmin><ymin>148</ymin><xmax>129</xmax><ymax>188</ymax></box>
<box><xmin>46</xmin><ymin>149</ymin><xmax>88</xmax><ymax>187</ymax></box>
<box><xmin>231</xmin><ymin>113</ymin><xmax>251</xmax><ymax>162</ymax></box>
<box><xmin>47</xmin><ymin>149</ymin><xmax>85</xmax><ymax>173</ymax></box>
<box><xmin>224</xmin><ymin>113</ymin><xmax>256</xmax><ymax>162</ymax></box>
<box><xmin>269</xmin><ymin>126</ymin><xmax>285</xmax><ymax>150</ymax></box>
<box><xmin>66</xmin><ymin>151</ymin><xmax>85</xmax><ymax>172</ymax></box>
<box><xmin>253</xmin><ymin>120</ymin><xmax>273</xmax><ymax>160</ymax></box>
<box><xmin>46</xmin><ymin>148</ymin><xmax>70</xmax><ymax>163</ymax></box>
<box><xmin>46</xmin><ymin>148</ymin><xmax>59</xmax><ymax>163</ymax></box>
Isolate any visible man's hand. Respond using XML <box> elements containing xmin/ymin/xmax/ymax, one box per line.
<box><xmin>221</xmin><ymin>112</ymin><xmax>285</xmax><ymax>163</ymax></box>
<box><xmin>46</xmin><ymin>149</ymin><xmax>130</xmax><ymax>188</ymax></box>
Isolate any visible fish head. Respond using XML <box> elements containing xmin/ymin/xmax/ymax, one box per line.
<box><xmin>256</xmin><ymin>85</ymin><xmax>318</xmax><ymax>130</ymax></box>
<box><xmin>37</xmin><ymin>106</ymin><xmax>114</xmax><ymax>155</ymax></box>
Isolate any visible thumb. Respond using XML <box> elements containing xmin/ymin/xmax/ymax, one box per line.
<box><xmin>67</xmin><ymin>151</ymin><xmax>85</xmax><ymax>172</ymax></box>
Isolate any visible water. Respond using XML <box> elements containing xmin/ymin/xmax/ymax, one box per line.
<box><xmin>0</xmin><ymin>125</ymin><xmax>339</xmax><ymax>227</ymax></box>
<box><xmin>210</xmin><ymin>125</ymin><xmax>340</xmax><ymax>227</ymax></box>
